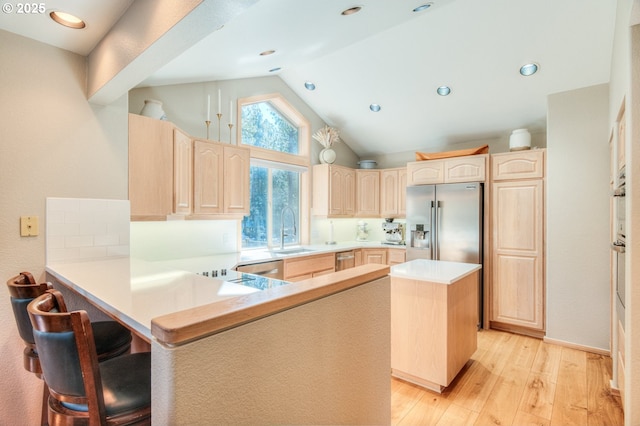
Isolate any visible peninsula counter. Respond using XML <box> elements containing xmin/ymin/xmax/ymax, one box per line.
<box><xmin>47</xmin><ymin>258</ymin><xmax>391</xmax><ymax>425</ymax></box>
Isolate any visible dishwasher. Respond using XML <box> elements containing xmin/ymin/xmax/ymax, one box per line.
<box><xmin>335</xmin><ymin>250</ymin><xmax>355</xmax><ymax>271</ymax></box>
<box><xmin>235</xmin><ymin>259</ymin><xmax>284</xmax><ymax>279</ymax></box>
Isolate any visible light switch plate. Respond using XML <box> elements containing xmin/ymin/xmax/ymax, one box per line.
<box><xmin>20</xmin><ymin>216</ymin><xmax>39</xmax><ymax>237</ymax></box>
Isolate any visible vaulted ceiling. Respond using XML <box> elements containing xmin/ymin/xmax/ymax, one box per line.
<box><xmin>0</xmin><ymin>0</ymin><xmax>617</xmax><ymax>156</ymax></box>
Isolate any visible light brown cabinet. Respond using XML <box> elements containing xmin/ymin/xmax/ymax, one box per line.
<box><xmin>284</xmin><ymin>252</ymin><xmax>336</xmax><ymax>282</ymax></box>
<box><xmin>356</xmin><ymin>170</ymin><xmax>380</xmax><ymax>217</ymax></box>
<box><xmin>312</xmin><ymin>164</ymin><xmax>356</xmax><ymax>217</ymax></box>
<box><xmin>380</xmin><ymin>168</ymin><xmax>407</xmax><ymax>218</ymax></box>
<box><xmin>362</xmin><ymin>248</ymin><xmax>387</xmax><ymax>265</ymax></box>
<box><xmin>387</xmin><ymin>248</ymin><xmax>406</xmax><ymax>265</ymax></box>
<box><xmin>407</xmin><ymin>155</ymin><xmax>487</xmax><ymax>186</ymax></box>
<box><xmin>173</xmin><ymin>128</ymin><xmax>193</xmax><ymax>215</ymax></box>
<box><xmin>490</xmin><ymin>150</ymin><xmax>545</xmax><ymax>335</ymax></box>
<box><xmin>129</xmin><ymin>113</ymin><xmax>190</xmax><ymax>220</ymax></box>
<box><xmin>193</xmin><ymin>141</ymin><xmax>250</xmax><ymax>216</ymax></box>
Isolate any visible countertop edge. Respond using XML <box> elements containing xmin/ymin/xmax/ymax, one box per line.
<box><xmin>389</xmin><ymin>260</ymin><xmax>482</xmax><ymax>284</ymax></box>
<box><xmin>151</xmin><ymin>264</ymin><xmax>390</xmax><ymax>346</ymax></box>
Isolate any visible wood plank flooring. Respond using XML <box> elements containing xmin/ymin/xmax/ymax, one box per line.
<box><xmin>391</xmin><ymin>329</ymin><xmax>624</xmax><ymax>426</ymax></box>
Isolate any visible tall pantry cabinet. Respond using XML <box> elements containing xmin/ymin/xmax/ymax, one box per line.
<box><xmin>490</xmin><ymin>150</ymin><xmax>546</xmax><ymax>336</ymax></box>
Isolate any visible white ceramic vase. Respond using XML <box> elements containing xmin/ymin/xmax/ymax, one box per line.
<box><xmin>319</xmin><ymin>148</ymin><xmax>336</xmax><ymax>164</ymax></box>
<box><xmin>140</xmin><ymin>99</ymin><xmax>167</xmax><ymax>120</ymax></box>
<box><xmin>509</xmin><ymin>128</ymin><xmax>531</xmax><ymax>151</ymax></box>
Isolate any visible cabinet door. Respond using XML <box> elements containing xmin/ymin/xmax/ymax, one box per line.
<box><xmin>380</xmin><ymin>169</ymin><xmax>399</xmax><ymax>217</ymax></box>
<box><xmin>328</xmin><ymin>167</ymin><xmax>346</xmax><ymax>216</ymax></box>
<box><xmin>388</xmin><ymin>248</ymin><xmax>406</xmax><ymax>265</ymax></box>
<box><xmin>491</xmin><ymin>179</ymin><xmax>544</xmax><ymax>331</ymax></box>
<box><xmin>223</xmin><ymin>145</ymin><xmax>250</xmax><ymax>215</ymax></box>
<box><xmin>193</xmin><ymin>140</ymin><xmax>223</xmax><ymax>214</ymax></box>
<box><xmin>363</xmin><ymin>248</ymin><xmax>387</xmax><ymax>265</ymax></box>
<box><xmin>406</xmin><ymin>160</ymin><xmax>444</xmax><ymax>185</ymax></box>
<box><xmin>444</xmin><ymin>155</ymin><xmax>486</xmax><ymax>183</ymax></box>
<box><xmin>173</xmin><ymin>128</ymin><xmax>193</xmax><ymax>215</ymax></box>
<box><xmin>618</xmin><ymin>111</ymin><xmax>626</xmax><ymax>171</ymax></box>
<box><xmin>128</xmin><ymin>114</ymin><xmax>174</xmax><ymax>219</ymax></box>
<box><xmin>492</xmin><ymin>150</ymin><xmax>544</xmax><ymax>181</ymax></box>
<box><xmin>398</xmin><ymin>168</ymin><xmax>407</xmax><ymax>217</ymax></box>
<box><xmin>356</xmin><ymin>170</ymin><xmax>380</xmax><ymax>216</ymax></box>
<box><xmin>343</xmin><ymin>168</ymin><xmax>356</xmax><ymax>216</ymax></box>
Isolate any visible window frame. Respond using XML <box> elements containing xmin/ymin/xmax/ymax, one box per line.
<box><xmin>237</xmin><ymin>93</ymin><xmax>311</xmax><ymax>249</ymax></box>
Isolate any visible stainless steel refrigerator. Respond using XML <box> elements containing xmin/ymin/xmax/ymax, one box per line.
<box><xmin>406</xmin><ymin>182</ymin><xmax>483</xmax><ymax>324</ymax></box>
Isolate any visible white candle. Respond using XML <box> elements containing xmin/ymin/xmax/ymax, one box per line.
<box><xmin>229</xmin><ymin>100</ymin><xmax>233</xmax><ymax>123</ymax></box>
<box><xmin>207</xmin><ymin>95</ymin><xmax>210</xmax><ymax>121</ymax></box>
<box><xmin>217</xmin><ymin>90</ymin><xmax>221</xmax><ymax>114</ymax></box>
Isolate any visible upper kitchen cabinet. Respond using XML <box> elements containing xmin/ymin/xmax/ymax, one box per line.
<box><xmin>312</xmin><ymin>164</ymin><xmax>356</xmax><ymax>217</ymax></box>
<box><xmin>407</xmin><ymin>155</ymin><xmax>487</xmax><ymax>185</ymax></box>
<box><xmin>190</xmin><ymin>140</ymin><xmax>250</xmax><ymax>217</ymax></box>
<box><xmin>356</xmin><ymin>170</ymin><xmax>380</xmax><ymax>217</ymax></box>
<box><xmin>174</xmin><ymin>128</ymin><xmax>193</xmax><ymax>215</ymax></box>
<box><xmin>380</xmin><ymin>168</ymin><xmax>407</xmax><ymax>218</ymax></box>
<box><xmin>129</xmin><ymin>114</ymin><xmax>190</xmax><ymax>220</ymax></box>
<box><xmin>490</xmin><ymin>149</ymin><xmax>546</xmax><ymax>336</ymax></box>
<box><xmin>491</xmin><ymin>150</ymin><xmax>544</xmax><ymax>181</ymax></box>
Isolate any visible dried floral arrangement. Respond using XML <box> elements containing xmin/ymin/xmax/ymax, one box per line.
<box><xmin>312</xmin><ymin>125</ymin><xmax>341</xmax><ymax>149</ymax></box>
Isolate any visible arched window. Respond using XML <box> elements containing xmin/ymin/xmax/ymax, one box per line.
<box><xmin>238</xmin><ymin>93</ymin><xmax>310</xmax><ymax>249</ymax></box>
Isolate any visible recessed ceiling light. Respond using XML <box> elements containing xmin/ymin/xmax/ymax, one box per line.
<box><xmin>413</xmin><ymin>3</ymin><xmax>433</xmax><ymax>13</ymax></box>
<box><xmin>269</xmin><ymin>67</ymin><xmax>282</xmax><ymax>73</ymax></box>
<box><xmin>370</xmin><ymin>104</ymin><xmax>381</xmax><ymax>112</ymax></box>
<box><xmin>519</xmin><ymin>63</ymin><xmax>539</xmax><ymax>76</ymax></box>
<box><xmin>259</xmin><ymin>50</ymin><xmax>276</xmax><ymax>56</ymax></box>
<box><xmin>49</xmin><ymin>11</ymin><xmax>86</xmax><ymax>29</ymax></box>
<box><xmin>304</xmin><ymin>82</ymin><xmax>316</xmax><ymax>91</ymax></box>
<box><xmin>437</xmin><ymin>86</ymin><xmax>451</xmax><ymax>96</ymax></box>
<box><xmin>341</xmin><ymin>6</ymin><xmax>362</xmax><ymax>16</ymax></box>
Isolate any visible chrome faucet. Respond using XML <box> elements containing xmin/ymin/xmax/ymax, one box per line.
<box><xmin>280</xmin><ymin>206</ymin><xmax>296</xmax><ymax>249</ymax></box>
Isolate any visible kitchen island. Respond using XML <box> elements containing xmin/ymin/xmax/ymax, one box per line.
<box><xmin>390</xmin><ymin>259</ymin><xmax>481</xmax><ymax>393</ymax></box>
<box><xmin>46</xmin><ymin>258</ymin><xmax>391</xmax><ymax>425</ymax></box>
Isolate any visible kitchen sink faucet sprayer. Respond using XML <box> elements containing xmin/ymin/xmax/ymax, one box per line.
<box><xmin>280</xmin><ymin>205</ymin><xmax>296</xmax><ymax>249</ymax></box>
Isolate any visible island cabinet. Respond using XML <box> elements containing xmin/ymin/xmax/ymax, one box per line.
<box><xmin>129</xmin><ymin>113</ymin><xmax>192</xmax><ymax>220</ymax></box>
<box><xmin>312</xmin><ymin>164</ymin><xmax>356</xmax><ymax>217</ymax></box>
<box><xmin>390</xmin><ymin>260</ymin><xmax>480</xmax><ymax>393</ymax></box>
<box><xmin>380</xmin><ymin>167</ymin><xmax>407</xmax><ymax>218</ymax></box>
<box><xmin>284</xmin><ymin>252</ymin><xmax>336</xmax><ymax>281</ymax></box>
<box><xmin>407</xmin><ymin>154</ymin><xmax>487</xmax><ymax>186</ymax></box>
<box><xmin>356</xmin><ymin>170</ymin><xmax>380</xmax><ymax>217</ymax></box>
<box><xmin>490</xmin><ymin>149</ymin><xmax>545</xmax><ymax>336</ymax></box>
<box><xmin>193</xmin><ymin>140</ymin><xmax>250</xmax><ymax>216</ymax></box>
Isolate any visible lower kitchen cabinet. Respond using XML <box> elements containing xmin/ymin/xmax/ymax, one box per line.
<box><xmin>387</xmin><ymin>248</ymin><xmax>406</xmax><ymax>265</ymax></box>
<box><xmin>362</xmin><ymin>248</ymin><xmax>387</xmax><ymax>265</ymax></box>
<box><xmin>284</xmin><ymin>253</ymin><xmax>335</xmax><ymax>282</ymax></box>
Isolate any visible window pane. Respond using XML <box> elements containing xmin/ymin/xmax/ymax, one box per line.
<box><xmin>242</xmin><ymin>166</ymin><xmax>268</xmax><ymax>248</ymax></box>
<box><xmin>241</xmin><ymin>102</ymin><xmax>299</xmax><ymax>154</ymax></box>
<box><xmin>271</xmin><ymin>169</ymin><xmax>300</xmax><ymax>246</ymax></box>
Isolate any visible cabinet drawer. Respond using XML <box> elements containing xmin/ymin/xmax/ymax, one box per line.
<box><xmin>492</xmin><ymin>150</ymin><xmax>544</xmax><ymax>180</ymax></box>
<box><xmin>284</xmin><ymin>253</ymin><xmax>335</xmax><ymax>280</ymax></box>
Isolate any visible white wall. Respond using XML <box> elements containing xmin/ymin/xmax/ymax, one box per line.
<box><xmin>0</xmin><ymin>30</ymin><xmax>129</xmax><ymax>426</ymax></box>
<box><xmin>546</xmin><ymin>83</ymin><xmax>611</xmax><ymax>351</ymax></box>
<box><xmin>130</xmin><ymin>77</ymin><xmax>361</xmax><ymax>168</ymax></box>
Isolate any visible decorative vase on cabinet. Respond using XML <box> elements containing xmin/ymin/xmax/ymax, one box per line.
<box><xmin>319</xmin><ymin>148</ymin><xmax>336</xmax><ymax>164</ymax></box>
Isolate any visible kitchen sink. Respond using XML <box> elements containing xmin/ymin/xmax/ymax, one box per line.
<box><xmin>270</xmin><ymin>247</ymin><xmax>315</xmax><ymax>256</ymax></box>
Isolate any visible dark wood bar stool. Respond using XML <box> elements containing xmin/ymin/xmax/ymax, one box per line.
<box><xmin>6</xmin><ymin>272</ymin><xmax>133</xmax><ymax>425</ymax></box>
<box><xmin>28</xmin><ymin>290</ymin><xmax>151</xmax><ymax>425</ymax></box>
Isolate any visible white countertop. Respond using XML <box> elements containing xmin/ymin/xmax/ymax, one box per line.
<box><xmin>390</xmin><ymin>259</ymin><xmax>481</xmax><ymax>284</ymax></box>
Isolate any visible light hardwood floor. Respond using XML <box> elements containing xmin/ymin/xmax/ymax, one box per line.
<box><xmin>391</xmin><ymin>329</ymin><xmax>624</xmax><ymax>426</ymax></box>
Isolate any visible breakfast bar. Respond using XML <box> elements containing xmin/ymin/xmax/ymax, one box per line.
<box><xmin>46</xmin><ymin>259</ymin><xmax>391</xmax><ymax>425</ymax></box>
<box><xmin>390</xmin><ymin>259</ymin><xmax>482</xmax><ymax>393</ymax></box>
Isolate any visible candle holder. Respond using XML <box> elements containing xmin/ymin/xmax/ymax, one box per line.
<box><xmin>205</xmin><ymin>120</ymin><xmax>211</xmax><ymax>140</ymax></box>
<box><xmin>228</xmin><ymin>123</ymin><xmax>234</xmax><ymax>144</ymax></box>
<box><xmin>216</xmin><ymin>113</ymin><xmax>222</xmax><ymax>141</ymax></box>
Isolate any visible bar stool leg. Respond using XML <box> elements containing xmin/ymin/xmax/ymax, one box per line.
<box><xmin>41</xmin><ymin>381</ymin><xmax>49</xmax><ymax>426</ymax></box>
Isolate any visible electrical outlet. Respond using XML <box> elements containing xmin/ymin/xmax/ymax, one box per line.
<box><xmin>20</xmin><ymin>216</ymin><xmax>39</xmax><ymax>237</ymax></box>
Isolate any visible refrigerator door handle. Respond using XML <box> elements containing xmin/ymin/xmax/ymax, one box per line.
<box><xmin>430</xmin><ymin>200</ymin><xmax>435</xmax><ymax>259</ymax></box>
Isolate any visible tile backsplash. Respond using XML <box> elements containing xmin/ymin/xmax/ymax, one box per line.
<box><xmin>46</xmin><ymin>198</ymin><xmax>130</xmax><ymax>264</ymax></box>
